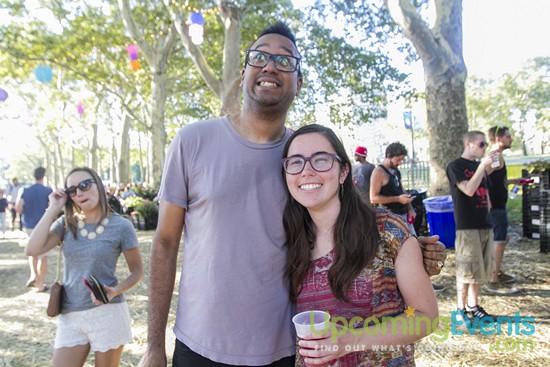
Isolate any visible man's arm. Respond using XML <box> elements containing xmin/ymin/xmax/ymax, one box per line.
<box><xmin>138</xmin><ymin>200</ymin><xmax>185</xmax><ymax>367</ymax></box>
<box><xmin>417</xmin><ymin>235</ymin><xmax>447</xmax><ymax>276</ymax></box>
<box><xmin>15</xmin><ymin>197</ymin><xmax>23</xmax><ymax>214</ymax></box>
<box><xmin>456</xmin><ymin>155</ymin><xmax>493</xmax><ymax>197</ymax></box>
<box><xmin>369</xmin><ymin>167</ymin><xmax>413</xmax><ymax>206</ymax></box>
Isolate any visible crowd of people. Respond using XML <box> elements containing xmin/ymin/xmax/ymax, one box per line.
<box><xmin>0</xmin><ymin>21</ymin><xmax>524</xmax><ymax>367</ymax></box>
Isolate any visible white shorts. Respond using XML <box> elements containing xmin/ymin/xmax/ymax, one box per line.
<box><xmin>54</xmin><ymin>302</ymin><xmax>133</xmax><ymax>352</ymax></box>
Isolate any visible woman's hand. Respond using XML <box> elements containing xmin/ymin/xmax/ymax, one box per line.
<box><xmin>88</xmin><ymin>284</ymin><xmax>114</xmax><ymax>305</ymax></box>
<box><xmin>298</xmin><ymin>326</ymin><xmax>358</xmax><ymax>366</ymax></box>
<box><xmin>48</xmin><ymin>189</ymin><xmax>68</xmax><ymax>212</ymax></box>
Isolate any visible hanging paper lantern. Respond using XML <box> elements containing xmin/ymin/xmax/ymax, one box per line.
<box><xmin>126</xmin><ymin>44</ymin><xmax>138</xmax><ymax>59</ymax></box>
<box><xmin>188</xmin><ymin>11</ymin><xmax>205</xmax><ymax>45</ymax></box>
<box><xmin>0</xmin><ymin>88</ymin><xmax>8</xmax><ymax>101</ymax></box>
<box><xmin>76</xmin><ymin>101</ymin><xmax>85</xmax><ymax>116</ymax></box>
<box><xmin>125</xmin><ymin>44</ymin><xmax>140</xmax><ymax>71</ymax></box>
<box><xmin>189</xmin><ymin>12</ymin><xmax>205</xmax><ymax>26</ymax></box>
<box><xmin>34</xmin><ymin>65</ymin><xmax>53</xmax><ymax>83</ymax></box>
<box><xmin>189</xmin><ymin>23</ymin><xmax>204</xmax><ymax>45</ymax></box>
<box><xmin>130</xmin><ymin>59</ymin><xmax>141</xmax><ymax>71</ymax></box>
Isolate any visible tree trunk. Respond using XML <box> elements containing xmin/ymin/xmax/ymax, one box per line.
<box><xmin>111</xmin><ymin>139</ymin><xmax>117</xmax><ymax>186</ymax></box>
<box><xmin>118</xmin><ymin>112</ymin><xmax>131</xmax><ymax>184</ymax></box>
<box><xmin>425</xmin><ymin>72</ymin><xmax>468</xmax><ymax>196</ymax></box>
<box><xmin>218</xmin><ymin>1</ymin><xmax>242</xmax><ymax>115</ymax></box>
<box><xmin>389</xmin><ymin>0</ymin><xmax>469</xmax><ymax>196</ymax></box>
<box><xmin>168</xmin><ymin>0</ymin><xmax>242</xmax><ymax>115</ymax></box>
<box><xmin>90</xmin><ymin>123</ymin><xmax>99</xmax><ymax>173</ymax></box>
<box><xmin>149</xmin><ymin>65</ymin><xmax>168</xmax><ymax>187</ymax></box>
<box><xmin>118</xmin><ymin>0</ymin><xmax>177</xmax><ymax>188</ymax></box>
<box><xmin>55</xmin><ymin>135</ymin><xmax>64</xmax><ymax>187</ymax></box>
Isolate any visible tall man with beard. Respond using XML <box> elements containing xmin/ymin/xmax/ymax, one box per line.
<box><xmin>485</xmin><ymin>126</ymin><xmax>520</xmax><ymax>294</ymax></box>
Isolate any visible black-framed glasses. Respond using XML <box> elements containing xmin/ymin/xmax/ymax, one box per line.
<box><xmin>65</xmin><ymin>179</ymin><xmax>96</xmax><ymax>196</ymax></box>
<box><xmin>478</xmin><ymin>142</ymin><xmax>488</xmax><ymax>148</ymax></box>
<box><xmin>245</xmin><ymin>50</ymin><xmax>300</xmax><ymax>72</ymax></box>
<box><xmin>282</xmin><ymin>152</ymin><xmax>341</xmax><ymax>175</ymax></box>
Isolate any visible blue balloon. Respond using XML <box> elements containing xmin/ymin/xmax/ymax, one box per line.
<box><xmin>189</xmin><ymin>12</ymin><xmax>205</xmax><ymax>26</ymax></box>
<box><xmin>0</xmin><ymin>88</ymin><xmax>7</xmax><ymax>101</ymax></box>
<box><xmin>35</xmin><ymin>65</ymin><xmax>53</xmax><ymax>83</ymax></box>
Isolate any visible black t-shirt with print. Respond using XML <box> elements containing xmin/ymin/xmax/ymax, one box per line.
<box><xmin>446</xmin><ymin>157</ymin><xmax>491</xmax><ymax>230</ymax></box>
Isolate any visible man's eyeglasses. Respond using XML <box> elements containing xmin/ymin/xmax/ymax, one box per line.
<box><xmin>65</xmin><ymin>179</ymin><xmax>96</xmax><ymax>196</ymax></box>
<box><xmin>282</xmin><ymin>152</ymin><xmax>341</xmax><ymax>175</ymax></box>
<box><xmin>478</xmin><ymin>142</ymin><xmax>488</xmax><ymax>148</ymax></box>
<box><xmin>245</xmin><ymin>50</ymin><xmax>300</xmax><ymax>72</ymax></box>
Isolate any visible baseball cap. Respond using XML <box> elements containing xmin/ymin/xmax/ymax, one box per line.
<box><xmin>354</xmin><ymin>146</ymin><xmax>367</xmax><ymax>157</ymax></box>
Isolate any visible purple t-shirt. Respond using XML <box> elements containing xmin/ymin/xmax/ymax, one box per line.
<box><xmin>159</xmin><ymin>116</ymin><xmax>295</xmax><ymax>365</ymax></box>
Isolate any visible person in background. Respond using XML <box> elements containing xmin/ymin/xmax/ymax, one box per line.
<box><xmin>352</xmin><ymin>146</ymin><xmax>375</xmax><ymax>203</ymax></box>
<box><xmin>446</xmin><ymin>131</ymin><xmax>500</xmax><ymax>324</ymax></box>
<box><xmin>282</xmin><ymin>124</ymin><xmax>438</xmax><ymax>366</ymax></box>
<box><xmin>138</xmin><ymin>22</ymin><xmax>447</xmax><ymax>367</ymax></box>
<box><xmin>6</xmin><ymin>177</ymin><xmax>22</xmax><ymax>231</ymax></box>
<box><xmin>486</xmin><ymin>125</ymin><xmax>520</xmax><ymax>294</ymax></box>
<box><xmin>0</xmin><ymin>188</ymin><xmax>7</xmax><ymax>237</ymax></box>
<box><xmin>16</xmin><ymin>167</ymin><xmax>53</xmax><ymax>291</ymax></box>
<box><xmin>370</xmin><ymin>142</ymin><xmax>416</xmax><ymax>234</ymax></box>
<box><xmin>25</xmin><ymin>167</ymin><xmax>143</xmax><ymax>367</ymax></box>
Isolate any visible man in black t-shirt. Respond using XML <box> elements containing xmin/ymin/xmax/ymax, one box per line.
<box><xmin>446</xmin><ymin>131</ymin><xmax>501</xmax><ymax>324</ymax></box>
<box><xmin>486</xmin><ymin>126</ymin><xmax>520</xmax><ymax>295</ymax></box>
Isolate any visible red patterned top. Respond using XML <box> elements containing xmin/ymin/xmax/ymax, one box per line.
<box><xmin>295</xmin><ymin>209</ymin><xmax>415</xmax><ymax>367</ymax></box>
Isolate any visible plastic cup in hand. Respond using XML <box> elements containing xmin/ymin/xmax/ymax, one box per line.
<box><xmin>491</xmin><ymin>153</ymin><xmax>500</xmax><ymax>168</ymax></box>
<box><xmin>292</xmin><ymin>310</ymin><xmax>331</xmax><ymax>338</ymax></box>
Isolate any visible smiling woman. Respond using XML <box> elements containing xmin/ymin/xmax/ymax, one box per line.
<box><xmin>282</xmin><ymin>124</ymin><xmax>438</xmax><ymax>367</ymax></box>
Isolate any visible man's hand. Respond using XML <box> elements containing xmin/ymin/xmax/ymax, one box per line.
<box><xmin>417</xmin><ymin>235</ymin><xmax>447</xmax><ymax>276</ymax></box>
<box><xmin>137</xmin><ymin>346</ymin><xmax>167</xmax><ymax>367</ymax></box>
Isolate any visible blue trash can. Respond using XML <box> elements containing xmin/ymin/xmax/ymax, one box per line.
<box><xmin>423</xmin><ymin>195</ymin><xmax>456</xmax><ymax>249</ymax></box>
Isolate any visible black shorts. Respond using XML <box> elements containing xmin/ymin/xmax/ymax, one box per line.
<box><xmin>172</xmin><ymin>339</ymin><xmax>295</xmax><ymax>367</ymax></box>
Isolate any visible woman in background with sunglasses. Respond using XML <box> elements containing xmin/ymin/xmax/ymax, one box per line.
<box><xmin>25</xmin><ymin>167</ymin><xmax>143</xmax><ymax>367</ymax></box>
<box><xmin>282</xmin><ymin>125</ymin><xmax>438</xmax><ymax>366</ymax></box>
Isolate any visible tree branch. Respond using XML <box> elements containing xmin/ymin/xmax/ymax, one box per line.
<box><xmin>164</xmin><ymin>0</ymin><xmax>221</xmax><ymax>97</ymax></box>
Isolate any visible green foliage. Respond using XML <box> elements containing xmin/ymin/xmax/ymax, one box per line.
<box><xmin>527</xmin><ymin>159</ymin><xmax>550</xmax><ymax>173</ymax></box>
<box><xmin>135</xmin><ymin>199</ymin><xmax>158</xmax><ymax>220</ymax></box>
<box><xmin>134</xmin><ymin>185</ymin><xmax>158</xmax><ymax>201</ymax></box>
<box><xmin>506</xmin><ymin>194</ymin><xmax>522</xmax><ymax>224</ymax></box>
<box><xmin>1</xmin><ymin>0</ymin><xmax>419</xmax><ymax>178</ymax></box>
<box><xmin>121</xmin><ymin>195</ymin><xmax>142</xmax><ymax>209</ymax></box>
<box><xmin>466</xmin><ymin>57</ymin><xmax>550</xmax><ymax>155</ymax></box>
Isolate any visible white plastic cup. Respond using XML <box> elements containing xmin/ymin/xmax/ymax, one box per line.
<box><xmin>292</xmin><ymin>310</ymin><xmax>331</xmax><ymax>338</ymax></box>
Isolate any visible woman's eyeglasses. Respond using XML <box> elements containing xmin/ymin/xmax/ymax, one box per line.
<box><xmin>282</xmin><ymin>152</ymin><xmax>340</xmax><ymax>175</ymax></box>
<box><xmin>65</xmin><ymin>179</ymin><xmax>96</xmax><ymax>196</ymax></box>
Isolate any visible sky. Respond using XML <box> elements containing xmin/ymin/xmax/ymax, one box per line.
<box><xmin>462</xmin><ymin>0</ymin><xmax>550</xmax><ymax>78</ymax></box>
<box><xmin>1</xmin><ymin>0</ymin><xmax>549</xmax><ymax>169</ymax></box>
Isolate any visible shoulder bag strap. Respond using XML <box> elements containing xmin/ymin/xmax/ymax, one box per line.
<box><xmin>55</xmin><ymin>242</ymin><xmax>63</xmax><ymax>283</ymax></box>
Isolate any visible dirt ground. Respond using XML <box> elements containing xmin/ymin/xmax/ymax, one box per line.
<box><xmin>0</xmin><ymin>224</ymin><xmax>548</xmax><ymax>367</ymax></box>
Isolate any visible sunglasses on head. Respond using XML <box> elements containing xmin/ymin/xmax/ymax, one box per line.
<box><xmin>65</xmin><ymin>178</ymin><xmax>96</xmax><ymax>196</ymax></box>
<box><xmin>478</xmin><ymin>142</ymin><xmax>488</xmax><ymax>148</ymax></box>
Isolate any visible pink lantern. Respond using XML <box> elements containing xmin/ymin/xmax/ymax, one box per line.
<box><xmin>126</xmin><ymin>44</ymin><xmax>138</xmax><ymax>59</ymax></box>
<box><xmin>76</xmin><ymin>101</ymin><xmax>85</xmax><ymax>116</ymax></box>
<box><xmin>126</xmin><ymin>44</ymin><xmax>140</xmax><ymax>71</ymax></box>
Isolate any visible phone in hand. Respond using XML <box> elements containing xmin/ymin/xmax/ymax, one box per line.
<box><xmin>82</xmin><ymin>275</ymin><xmax>109</xmax><ymax>304</ymax></box>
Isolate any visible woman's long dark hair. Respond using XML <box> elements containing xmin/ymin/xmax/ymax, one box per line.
<box><xmin>282</xmin><ymin>124</ymin><xmax>381</xmax><ymax>302</ymax></box>
<box><xmin>64</xmin><ymin>167</ymin><xmax>110</xmax><ymax>239</ymax></box>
